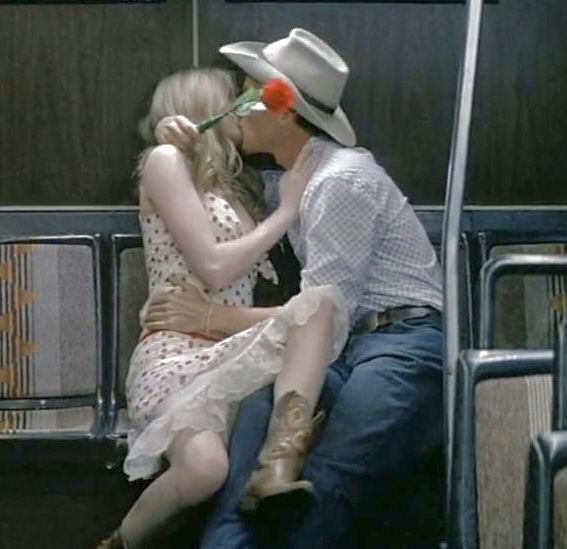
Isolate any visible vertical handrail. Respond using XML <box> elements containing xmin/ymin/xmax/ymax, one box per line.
<box><xmin>192</xmin><ymin>0</ymin><xmax>200</xmax><ymax>68</ymax></box>
<box><xmin>442</xmin><ymin>0</ymin><xmax>485</xmax><ymax>523</ymax></box>
<box><xmin>554</xmin><ymin>318</ymin><xmax>567</xmax><ymax>430</ymax></box>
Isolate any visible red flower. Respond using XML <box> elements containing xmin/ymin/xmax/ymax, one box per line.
<box><xmin>261</xmin><ymin>79</ymin><xmax>294</xmax><ymax>114</ymax></box>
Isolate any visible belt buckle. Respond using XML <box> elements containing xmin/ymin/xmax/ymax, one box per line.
<box><xmin>353</xmin><ymin>309</ymin><xmax>399</xmax><ymax>335</ymax></box>
<box><xmin>354</xmin><ymin>311</ymin><xmax>378</xmax><ymax>335</ymax></box>
<box><xmin>375</xmin><ymin>310</ymin><xmax>392</xmax><ymax>329</ymax></box>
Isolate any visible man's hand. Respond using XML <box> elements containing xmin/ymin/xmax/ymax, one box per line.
<box><xmin>154</xmin><ymin>116</ymin><xmax>200</xmax><ymax>152</ymax></box>
<box><xmin>143</xmin><ymin>275</ymin><xmax>223</xmax><ymax>337</ymax></box>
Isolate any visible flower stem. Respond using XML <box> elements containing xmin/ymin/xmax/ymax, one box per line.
<box><xmin>196</xmin><ymin>87</ymin><xmax>262</xmax><ymax>134</ymax></box>
<box><xmin>196</xmin><ymin>109</ymin><xmax>232</xmax><ymax>133</ymax></box>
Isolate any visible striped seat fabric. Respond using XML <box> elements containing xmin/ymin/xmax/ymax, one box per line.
<box><xmin>0</xmin><ymin>242</ymin><xmax>98</xmax><ymax>435</ymax></box>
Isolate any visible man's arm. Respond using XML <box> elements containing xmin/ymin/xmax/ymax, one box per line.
<box><xmin>211</xmin><ymin>303</ymin><xmax>278</xmax><ymax>337</ymax></box>
<box><xmin>144</xmin><ymin>276</ymin><xmax>278</xmax><ymax>338</ymax></box>
<box><xmin>300</xmin><ymin>172</ymin><xmax>381</xmax><ymax>322</ymax></box>
<box><xmin>214</xmin><ymin>173</ymin><xmax>381</xmax><ymax>336</ymax></box>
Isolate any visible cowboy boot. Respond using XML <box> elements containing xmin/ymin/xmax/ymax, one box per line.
<box><xmin>240</xmin><ymin>390</ymin><xmax>324</xmax><ymax>512</ymax></box>
<box><xmin>96</xmin><ymin>530</ymin><xmax>125</xmax><ymax>549</ymax></box>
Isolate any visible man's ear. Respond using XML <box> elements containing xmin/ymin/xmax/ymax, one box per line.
<box><xmin>277</xmin><ymin>111</ymin><xmax>295</xmax><ymax>126</ymax></box>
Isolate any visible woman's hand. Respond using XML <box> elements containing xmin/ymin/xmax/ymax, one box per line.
<box><xmin>278</xmin><ymin>149</ymin><xmax>320</xmax><ymax>216</ymax></box>
<box><xmin>154</xmin><ymin>116</ymin><xmax>200</xmax><ymax>152</ymax></box>
<box><xmin>143</xmin><ymin>275</ymin><xmax>218</xmax><ymax>335</ymax></box>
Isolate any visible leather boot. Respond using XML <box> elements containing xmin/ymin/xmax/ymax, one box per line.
<box><xmin>96</xmin><ymin>530</ymin><xmax>124</xmax><ymax>549</ymax></box>
<box><xmin>240</xmin><ymin>391</ymin><xmax>324</xmax><ymax>512</ymax></box>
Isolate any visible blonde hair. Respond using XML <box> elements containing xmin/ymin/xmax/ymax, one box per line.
<box><xmin>137</xmin><ymin>68</ymin><xmax>265</xmax><ymax>221</ymax></box>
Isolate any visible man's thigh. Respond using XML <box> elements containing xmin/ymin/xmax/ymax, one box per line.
<box><xmin>303</xmin><ymin>314</ymin><xmax>444</xmax><ymax>496</ymax></box>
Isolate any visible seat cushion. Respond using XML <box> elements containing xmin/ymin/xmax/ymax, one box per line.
<box><xmin>0</xmin><ymin>407</ymin><xmax>94</xmax><ymax>434</ymax></box>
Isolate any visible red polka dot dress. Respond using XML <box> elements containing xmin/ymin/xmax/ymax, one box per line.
<box><xmin>124</xmin><ymin>192</ymin><xmax>348</xmax><ymax>482</ymax></box>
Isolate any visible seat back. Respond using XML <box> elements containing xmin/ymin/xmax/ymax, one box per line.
<box><xmin>476</xmin><ymin>373</ymin><xmax>552</xmax><ymax>547</ymax></box>
<box><xmin>0</xmin><ymin>236</ymin><xmax>102</xmax><ymax>438</ymax></box>
<box><xmin>108</xmin><ymin>235</ymin><xmax>146</xmax><ymax>436</ymax></box>
<box><xmin>450</xmin><ymin>349</ymin><xmax>554</xmax><ymax>548</ymax></box>
<box><xmin>554</xmin><ymin>467</ymin><xmax>567</xmax><ymax>548</ymax></box>
<box><xmin>479</xmin><ymin>241</ymin><xmax>567</xmax><ymax>349</ymax></box>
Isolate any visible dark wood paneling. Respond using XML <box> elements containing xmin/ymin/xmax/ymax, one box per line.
<box><xmin>0</xmin><ymin>0</ymin><xmax>193</xmax><ymax>205</ymax></box>
<box><xmin>201</xmin><ymin>0</ymin><xmax>567</xmax><ymax>205</ymax></box>
<box><xmin>468</xmin><ymin>0</ymin><xmax>567</xmax><ymax>204</ymax></box>
<box><xmin>0</xmin><ymin>0</ymin><xmax>565</xmax><ymax>205</ymax></box>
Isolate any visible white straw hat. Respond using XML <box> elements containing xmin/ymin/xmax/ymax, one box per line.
<box><xmin>220</xmin><ymin>28</ymin><xmax>356</xmax><ymax>147</ymax></box>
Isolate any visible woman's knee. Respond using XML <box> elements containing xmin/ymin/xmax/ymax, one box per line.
<box><xmin>314</xmin><ymin>294</ymin><xmax>335</xmax><ymax>321</ymax></box>
<box><xmin>170</xmin><ymin>432</ymin><xmax>229</xmax><ymax>500</ymax></box>
<box><xmin>194</xmin><ymin>448</ymin><xmax>228</xmax><ymax>494</ymax></box>
<box><xmin>287</xmin><ymin>295</ymin><xmax>335</xmax><ymax>339</ymax></box>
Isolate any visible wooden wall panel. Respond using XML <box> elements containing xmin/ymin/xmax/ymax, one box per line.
<box><xmin>468</xmin><ymin>0</ymin><xmax>567</xmax><ymax>204</ymax></box>
<box><xmin>0</xmin><ymin>0</ymin><xmax>565</xmax><ymax>205</ymax></box>
<box><xmin>0</xmin><ymin>1</ymin><xmax>193</xmax><ymax>205</ymax></box>
<box><xmin>201</xmin><ymin>0</ymin><xmax>567</xmax><ymax>205</ymax></box>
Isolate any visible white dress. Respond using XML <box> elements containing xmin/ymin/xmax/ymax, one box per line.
<box><xmin>124</xmin><ymin>192</ymin><xmax>348</xmax><ymax>482</ymax></box>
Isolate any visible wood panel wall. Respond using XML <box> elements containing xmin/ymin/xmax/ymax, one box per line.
<box><xmin>0</xmin><ymin>0</ymin><xmax>193</xmax><ymax>205</ymax></box>
<box><xmin>0</xmin><ymin>0</ymin><xmax>565</xmax><ymax>205</ymax></box>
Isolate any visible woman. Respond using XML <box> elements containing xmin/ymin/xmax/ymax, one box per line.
<box><xmin>98</xmin><ymin>68</ymin><xmax>347</xmax><ymax>548</ymax></box>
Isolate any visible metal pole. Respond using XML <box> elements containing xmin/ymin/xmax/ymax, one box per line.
<box><xmin>442</xmin><ymin>0</ymin><xmax>485</xmax><ymax>525</ymax></box>
<box><xmin>192</xmin><ymin>0</ymin><xmax>200</xmax><ymax>68</ymax></box>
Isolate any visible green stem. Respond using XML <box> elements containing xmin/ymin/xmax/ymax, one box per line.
<box><xmin>196</xmin><ymin>108</ymin><xmax>232</xmax><ymax>134</ymax></box>
<box><xmin>197</xmin><ymin>87</ymin><xmax>262</xmax><ymax>134</ymax></box>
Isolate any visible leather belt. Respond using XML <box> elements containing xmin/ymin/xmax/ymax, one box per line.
<box><xmin>352</xmin><ymin>306</ymin><xmax>438</xmax><ymax>335</ymax></box>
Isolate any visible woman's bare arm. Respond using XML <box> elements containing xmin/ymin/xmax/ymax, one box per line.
<box><xmin>142</xmin><ymin>144</ymin><xmax>300</xmax><ymax>291</ymax></box>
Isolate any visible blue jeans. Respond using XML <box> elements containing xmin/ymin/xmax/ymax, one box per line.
<box><xmin>199</xmin><ymin>312</ymin><xmax>444</xmax><ymax>549</ymax></box>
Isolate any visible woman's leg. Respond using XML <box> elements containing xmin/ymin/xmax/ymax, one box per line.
<box><xmin>241</xmin><ymin>297</ymin><xmax>336</xmax><ymax>510</ymax></box>
<box><xmin>274</xmin><ymin>295</ymin><xmax>334</xmax><ymax>410</ymax></box>
<box><xmin>199</xmin><ymin>361</ymin><xmax>348</xmax><ymax>549</ymax></box>
<box><xmin>119</xmin><ymin>430</ymin><xmax>228</xmax><ymax>548</ymax></box>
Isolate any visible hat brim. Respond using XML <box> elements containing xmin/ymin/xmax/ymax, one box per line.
<box><xmin>220</xmin><ymin>41</ymin><xmax>356</xmax><ymax>147</ymax></box>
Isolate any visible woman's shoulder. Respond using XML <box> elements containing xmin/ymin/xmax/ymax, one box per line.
<box><xmin>144</xmin><ymin>144</ymin><xmax>187</xmax><ymax>170</ymax></box>
<box><xmin>139</xmin><ymin>145</ymin><xmax>193</xmax><ymax>194</ymax></box>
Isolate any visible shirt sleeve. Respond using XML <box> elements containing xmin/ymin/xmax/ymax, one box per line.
<box><xmin>300</xmin><ymin>173</ymin><xmax>381</xmax><ymax>323</ymax></box>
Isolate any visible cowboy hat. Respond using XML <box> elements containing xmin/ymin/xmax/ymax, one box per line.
<box><xmin>220</xmin><ymin>28</ymin><xmax>356</xmax><ymax>147</ymax></box>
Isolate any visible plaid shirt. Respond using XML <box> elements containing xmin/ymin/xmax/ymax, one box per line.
<box><xmin>264</xmin><ymin>137</ymin><xmax>443</xmax><ymax>328</ymax></box>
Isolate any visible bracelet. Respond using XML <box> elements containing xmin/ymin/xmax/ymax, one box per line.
<box><xmin>204</xmin><ymin>303</ymin><xmax>216</xmax><ymax>335</ymax></box>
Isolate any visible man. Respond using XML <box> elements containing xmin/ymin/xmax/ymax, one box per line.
<box><xmin>155</xmin><ymin>28</ymin><xmax>444</xmax><ymax>548</ymax></box>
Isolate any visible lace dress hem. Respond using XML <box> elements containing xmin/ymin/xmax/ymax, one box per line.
<box><xmin>124</xmin><ymin>284</ymin><xmax>348</xmax><ymax>481</ymax></box>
